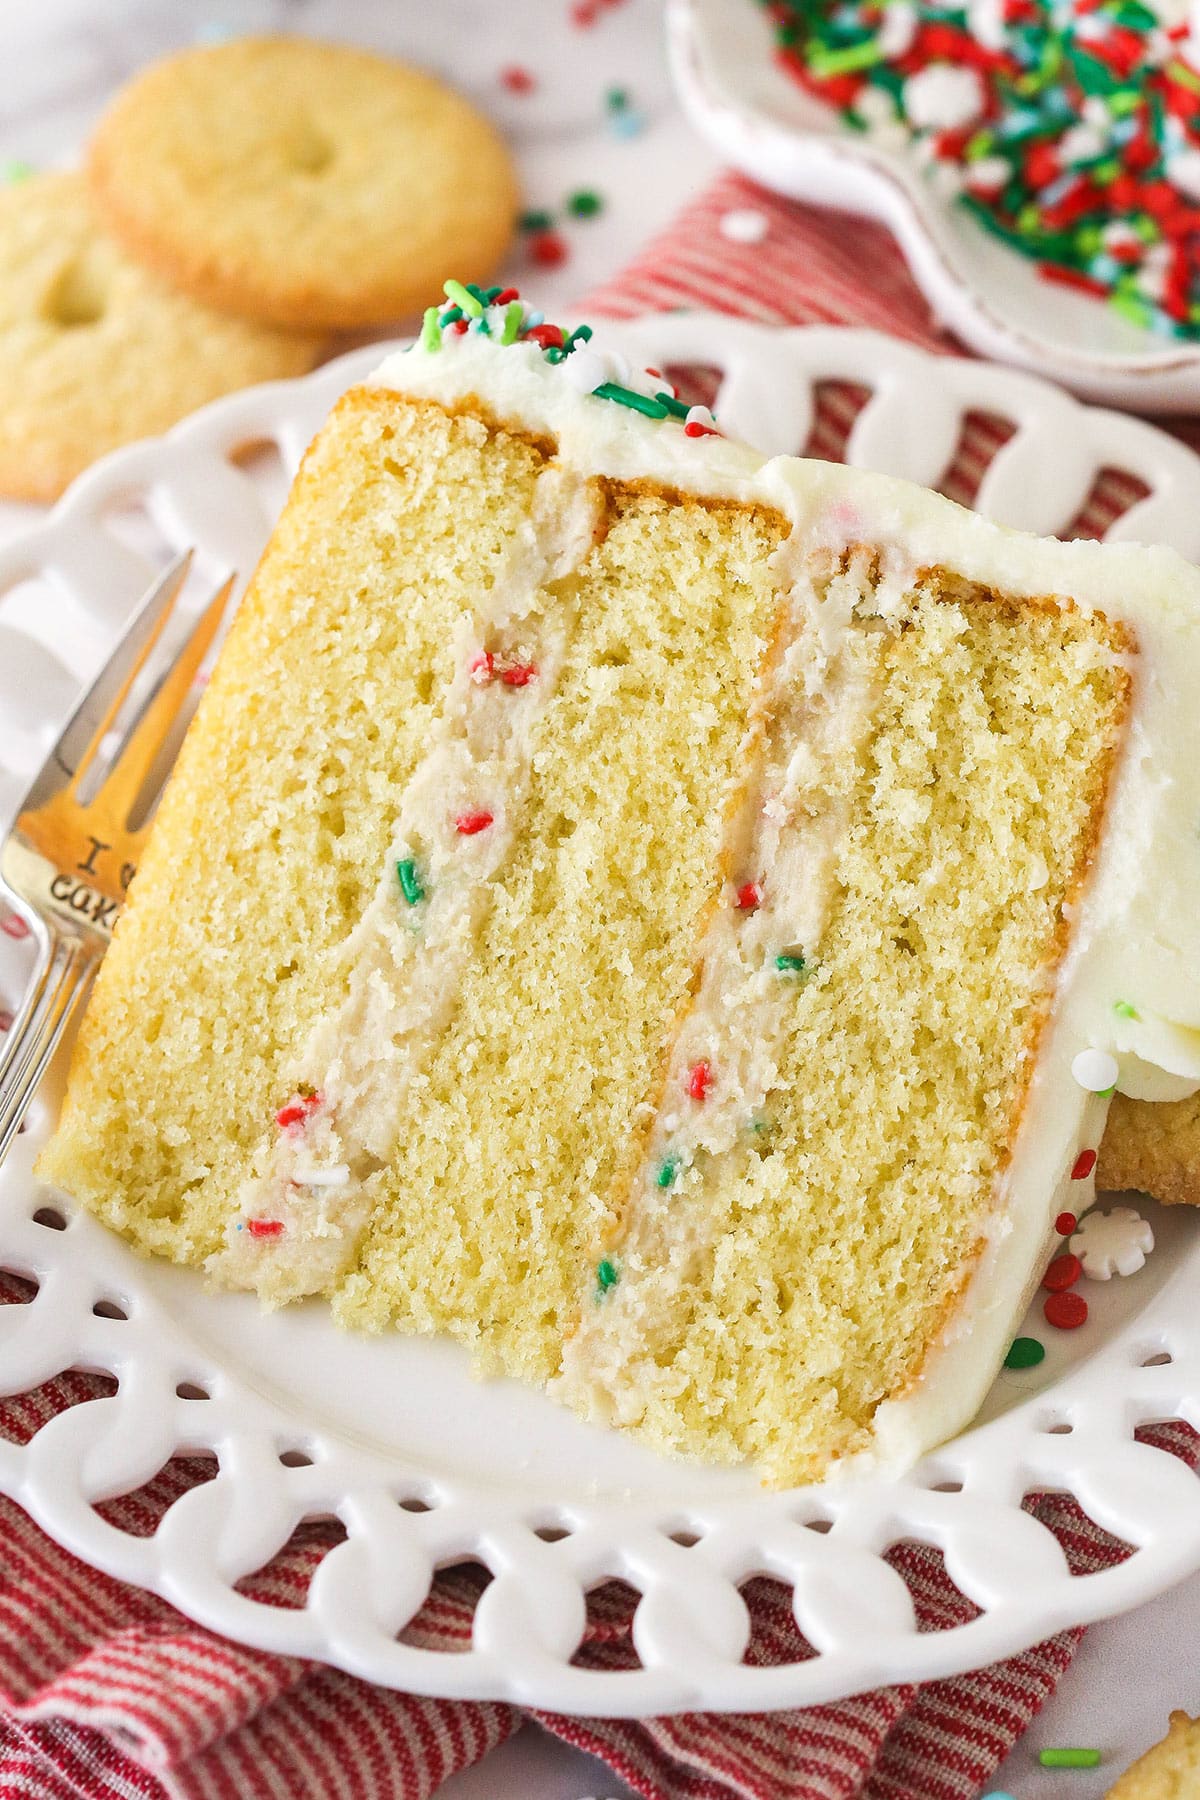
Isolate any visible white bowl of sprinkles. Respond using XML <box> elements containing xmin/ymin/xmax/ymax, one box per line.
<box><xmin>668</xmin><ymin>0</ymin><xmax>1200</xmax><ymax>411</ymax></box>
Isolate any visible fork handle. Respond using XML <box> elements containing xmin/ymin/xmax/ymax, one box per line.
<box><xmin>0</xmin><ymin>934</ymin><xmax>96</xmax><ymax>1167</ymax></box>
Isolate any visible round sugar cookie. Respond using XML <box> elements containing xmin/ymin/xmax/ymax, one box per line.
<box><xmin>87</xmin><ymin>38</ymin><xmax>520</xmax><ymax>331</ymax></box>
<box><xmin>0</xmin><ymin>172</ymin><xmax>321</xmax><ymax>504</ymax></box>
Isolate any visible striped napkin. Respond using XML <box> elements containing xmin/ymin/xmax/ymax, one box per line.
<box><xmin>3</xmin><ymin>175</ymin><xmax>1197</xmax><ymax>1800</ymax></box>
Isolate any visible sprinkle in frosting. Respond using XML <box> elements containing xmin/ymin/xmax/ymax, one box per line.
<box><xmin>414</xmin><ymin>280</ymin><xmax>724</xmax><ymax>438</ymax></box>
<box><xmin>1071</xmin><ymin>1046</ymin><xmax>1120</xmax><ymax>1092</ymax></box>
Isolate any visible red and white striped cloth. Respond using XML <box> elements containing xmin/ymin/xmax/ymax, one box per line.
<box><xmin>5</xmin><ymin>177</ymin><xmax>1199</xmax><ymax>1800</ymax></box>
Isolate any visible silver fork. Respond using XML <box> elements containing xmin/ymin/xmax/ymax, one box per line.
<box><xmin>0</xmin><ymin>552</ymin><xmax>235</xmax><ymax>1165</ymax></box>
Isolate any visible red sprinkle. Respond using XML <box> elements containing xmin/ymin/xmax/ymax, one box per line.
<box><xmin>0</xmin><ymin>1010</ymin><xmax>11</xmax><ymax>1033</ymax></box>
<box><xmin>1044</xmin><ymin>1290</ymin><xmax>1088</xmax><ymax>1330</ymax></box>
<box><xmin>500</xmin><ymin>65</ymin><xmax>536</xmax><ymax>93</ymax></box>
<box><xmin>684</xmin><ymin>421</ymin><xmax>720</xmax><ymax>438</ymax></box>
<box><xmin>493</xmin><ymin>287</ymin><xmax>520</xmax><ymax>306</ymax></box>
<box><xmin>275</xmin><ymin>1092</ymin><xmax>321</xmax><ymax>1130</ymax></box>
<box><xmin>499</xmin><ymin>663</ymin><xmax>537</xmax><ymax>688</ymax></box>
<box><xmin>735</xmin><ymin>882</ymin><xmax>762</xmax><ymax>912</ymax></box>
<box><xmin>1055</xmin><ymin>1211</ymin><xmax>1078</xmax><ymax>1237</ymax></box>
<box><xmin>247</xmin><ymin>1219</ymin><xmax>285</xmax><ymax>1239</ymax></box>
<box><xmin>0</xmin><ymin>914</ymin><xmax>30</xmax><ymax>940</ymax></box>
<box><xmin>687</xmin><ymin>1060</ymin><xmax>714</xmax><ymax>1102</ymax></box>
<box><xmin>450</xmin><ymin>318</ymin><xmax>470</xmax><ymax>335</ymax></box>
<box><xmin>456</xmin><ymin>811</ymin><xmax>494</xmax><ymax>835</ymax></box>
<box><xmin>1043</xmin><ymin>1253</ymin><xmax>1083</xmax><ymax>1293</ymax></box>
<box><xmin>469</xmin><ymin>650</ymin><xmax>495</xmax><ymax>685</ymax></box>
<box><xmin>570</xmin><ymin>0</ymin><xmax>599</xmax><ymax>23</ymax></box>
<box><xmin>529</xmin><ymin>231</ymin><xmax>568</xmax><ymax>268</ymax></box>
<box><xmin>527</xmin><ymin>323</ymin><xmax>566</xmax><ymax>349</ymax></box>
<box><xmin>1071</xmin><ymin>1148</ymin><xmax>1097</xmax><ymax>1181</ymax></box>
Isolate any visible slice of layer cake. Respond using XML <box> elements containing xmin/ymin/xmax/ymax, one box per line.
<box><xmin>39</xmin><ymin>286</ymin><xmax>1200</xmax><ymax>1486</ymax></box>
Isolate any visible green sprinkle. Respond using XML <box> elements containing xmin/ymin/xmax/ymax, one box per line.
<box><xmin>566</xmin><ymin>324</ymin><xmax>594</xmax><ymax>347</ymax></box>
<box><xmin>519</xmin><ymin>208</ymin><xmax>554</xmax><ymax>232</ymax></box>
<box><xmin>544</xmin><ymin>347</ymin><xmax>567</xmax><ymax>363</ymax></box>
<box><xmin>396</xmin><ymin>858</ymin><xmax>424</xmax><ymax>906</ymax></box>
<box><xmin>775</xmin><ymin>952</ymin><xmax>807</xmax><ymax>976</ymax></box>
<box><xmin>606</xmin><ymin>86</ymin><xmax>629</xmax><ymax>111</ymax></box>
<box><xmin>1113</xmin><ymin>999</ymin><xmax>1139</xmax><ymax>1020</ymax></box>
<box><xmin>1</xmin><ymin>159</ymin><xmax>33</xmax><ymax>184</ymax></box>
<box><xmin>655</xmin><ymin>391</ymin><xmax>690</xmax><ymax>418</ymax></box>
<box><xmin>420</xmin><ymin>306</ymin><xmax>443</xmax><ymax>352</ymax></box>
<box><xmin>440</xmin><ymin>304</ymin><xmax>463</xmax><ymax>325</ymax></box>
<box><xmin>443</xmin><ymin>279</ymin><xmax>483</xmax><ymax>319</ymax></box>
<box><xmin>501</xmin><ymin>301</ymin><xmax>523</xmax><ymax>345</ymax></box>
<box><xmin>656</xmin><ymin>1157</ymin><xmax>679</xmax><ymax>1189</ymax></box>
<box><xmin>1169</xmin><ymin>57</ymin><xmax>1200</xmax><ymax>93</ymax></box>
<box><xmin>596</xmin><ymin>1257</ymin><xmax>619</xmax><ymax>1294</ymax></box>
<box><xmin>1038</xmin><ymin>1749</ymin><xmax>1101</xmax><ymax>1770</ymax></box>
<box><xmin>567</xmin><ymin>188</ymin><xmax>603</xmax><ymax>218</ymax></box>
<box><xmin>1111</xmin><ymin>288</ymin><xmax>1153</xmax><ymax>328</ymax></box>
<box><xmin>808</xmin><ymin>38</ymin><xmax>884</xmax><ymax>76</ymax></box>
<box><xmin>593</xmin><ymin>382</ymin><xmax>669</xmax><ymax>419</ymax></box>
<box><xmin>1004</xmin><ymin>1336</ymin><xmax>1046</xmax><ymax>1370</ymax></box>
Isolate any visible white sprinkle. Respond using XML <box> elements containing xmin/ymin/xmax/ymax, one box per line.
<box><xmin>853</xmin><ymin>85</ymin><xmax>897</xmax><ymax>128</ymax></box>
<box><xmin>965</xmin><ymin>0</ymin><xmax>1006</xmax><ymax>51</ymax></box>
<box><xmin>1101</xmin><ymin>220</ymin><xmax>1141</xmax><ymax>250</ymax></box>
<box><xmin>685</xmin><ymin>404</ymin><xmax>716</xmax><ymax>430</ymax></box>
<box><xmin>295</xmin><ymin>1163</ymin><xmax>351</xmax><ymax>1188</ymax></box>
<box><xmin>1071</xmin><ymin>1048</ymin><xmax>1119</xmax><ymax>1093</ymax></box>
<box><xmin>877</xmin><ymin>2</ymin><xmax>917</xmax><ymax>56</ymax></box>
<box><xmin>1071</xmin><ymin>1207</ymin><xmax>1154</xmax><ymax>1280</ymax></box>
<box><xmin>719</xmin><ymin>207</ymin><xmax>769</xmax><ymax>245</ymax></box>
<box><xmin>1059</xmin><ymin>122</ymin><xmax>1106</xmax><ymax>165</ymax></box>
<box><xmin>964</xmin><ymin>156</ymin><xmax>1010</xmax><ymax>195</ymax></box>
<box><xmin>562</xmin><ymin>346</ymin><xmax>610</xmax><ymax>394</ymax></box>
<box><xmin>1169</xmin><ymin>146</ymin><xmax>1200</xmax><ymax>201</ymax></box>
<box><xmin>902</xmin><ymin>65</ymin><xmax>985</xmax><ymax>132</ymax></box>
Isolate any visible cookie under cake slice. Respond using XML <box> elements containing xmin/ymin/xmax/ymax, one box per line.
<box><xmin>39</xmin><ymin>284</ymin><xmax>1200</xmax><ymax>1486</ymax></box>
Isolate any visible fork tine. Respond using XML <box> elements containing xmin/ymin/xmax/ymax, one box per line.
<box><xmin>90</xmin><ymin>573</ymin><xmax>235</xmax><ymax>831</ymax></box>
<box><xmin>21</xmin><ymin>550</ymin><xmax>194</xmax><ymax>815</ymax></box>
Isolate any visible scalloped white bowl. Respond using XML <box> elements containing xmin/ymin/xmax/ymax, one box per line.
<box><xmin>1</xmin><ymin>318</ymin><xmax>1200</xmax><ymax>1712</ymax></box>
<box><xmin>668</xmin><ymin>0</ymin><xmax>1200</xmax><ymax>411</ymax></box>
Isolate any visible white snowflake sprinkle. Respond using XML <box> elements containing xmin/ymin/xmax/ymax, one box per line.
<box><xmin>1071</xmin><ymin>1207</ymin><xmax>1154</xmax><ymax>1279</ymax></box>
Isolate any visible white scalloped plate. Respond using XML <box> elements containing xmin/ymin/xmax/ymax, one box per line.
<box><xmin>668</xmin><ymin>0</ymin><xmax>1200</xmax><ymax>412</ymax></box>
<box><xmin>2</xmin><ymin>316</ymin><xmax>1200</xmax><ymax>1715</ymax></box>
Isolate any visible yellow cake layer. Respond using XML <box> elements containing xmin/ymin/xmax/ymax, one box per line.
<box><xmin>561</xmin><ymin>574</ymin><xmax>1128</xmax><ymax>1485</ymax></box>
<box><xmin>38</xmin><ymin>391</ymin><xmax>548</xmax><ymax>1257</ymax></box>
<box><xmin>335</xmin><ymin>487</ymin><xmax>788</xmax><ymax>1377</ymax></box>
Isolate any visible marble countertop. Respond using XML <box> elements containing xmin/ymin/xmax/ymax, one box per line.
<box><xmin>1</xmin><ymin>6</ymin><xmax>1197</xmax><ymax>1798</ymax></box>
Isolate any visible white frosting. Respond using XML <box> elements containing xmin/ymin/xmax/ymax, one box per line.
<box><xmin>262</xmin><ymin>323</ymin><xmax>1200</xmax><ymax>1473</ymax></box>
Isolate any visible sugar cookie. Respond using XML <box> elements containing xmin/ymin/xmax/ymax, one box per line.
<box><xmin>88</xmin><ymin>37</ymin><xmax>519</xmax><ymax>331</ymax></box>
<box><xmin>0</xmin><ymin>172</ymin><xmax>320</xmax><ymax>503</ymax></box>
<box><xmin>1107</xmin><ymin>1711</ymin><xmax>1200</xmax><ymax>1796</ymax></box>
